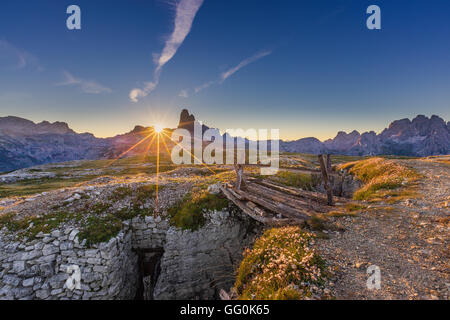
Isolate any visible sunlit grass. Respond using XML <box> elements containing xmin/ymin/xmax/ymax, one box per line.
<box><xmin>250</xmin><ymin>170</ymin><xmax>321</xmax><ymax>191</ymax></box>
<box><xmin>339</xmin><ymin>157</ymin><xmax>421</xmax><ymax>201</ymax></box>
<box><xmin>0</xmin><ymin>176</ymin><xmax>98</xmax><ymax>198</ymax></box>
<box><xmin>168</xmin><ymin>191</ymin><xmax>229</xmax><ymax>231</ymax></box>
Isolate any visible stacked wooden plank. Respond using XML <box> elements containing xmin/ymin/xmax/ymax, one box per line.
<box><xmin>220</xmin><ymin>177</ymin><xmax>347</xmax><ymax>226</ymax></box>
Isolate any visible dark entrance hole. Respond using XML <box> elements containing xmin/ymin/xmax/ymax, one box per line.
<box><xmin>134</xmin><ymin>248</ymin><xmax>164</xmax><ymax>300</ymax></box>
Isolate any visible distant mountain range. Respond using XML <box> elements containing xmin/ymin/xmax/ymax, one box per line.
<box><xmin>281</xmin><ymin>115</ymin><xmax>450</xmax><ymax>156</ymax></box>
<box><xmin>0</xmin><ymin>111</ymin><xmax>448</xmax><ymax>172</ymax></box>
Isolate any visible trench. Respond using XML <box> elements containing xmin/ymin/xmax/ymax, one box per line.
<box><xmin>133</xmin><ymin>248</ymin><xmax>164</xmax><ymax>300</ymax></box>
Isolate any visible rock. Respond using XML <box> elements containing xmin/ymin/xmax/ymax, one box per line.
<box><xmin>12</xmin><ymin>261</ymin><xmax>25</xmax><ymax>273</ymax></box>
<box><xmin>3</xmin><ymin>275</ymin><xmax>21</xmax><ymax>286</ymax></box>
<box><xmin>22</xmin><ymin>278</ymin><xmax>34</xmax><ymax>287</ymax></box>
<box><xmin>85</xmin><ymin>249</ymin><xmax>98</xmax><ymax>258</ymax></box>
<box><xmin>35</xmin><ymin>289</ymin><xmax>50</xmax><ymax>299</ymax></box>
<box><xmin>39</xmin><ymin>263</ymin><xmax>55</xmax><ymax>277</ymax></box>
<box><xmin>207</xmin><ymin>183</ymin><xmax>221</xmax><ymax>195</ymax></box>
<box><xmin>51</xmin><ymin>230</ymin><xmax>61</xmax><ymax>238</ymax></box>
<box><xmin>68</xmin><ymin>229</ymin><xmax>79</xmax><ymax>241</ymax></box>
<box><xmin>51</xmin><ymin>288</ymin><xmax>63</xmax><ymax>296</ymax></box>
<box><xmin>42</xmin><ymin>244</ymin><xmax>59</xmax><ymax>256</ymax></box>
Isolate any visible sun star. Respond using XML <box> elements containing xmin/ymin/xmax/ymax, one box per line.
<box><xmin>154</xmin><ymin>124</ymin><xmax>163</xmax><ymax>133</ymax></box>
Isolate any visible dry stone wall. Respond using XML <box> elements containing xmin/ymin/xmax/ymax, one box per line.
<box><xmin>0</xmin><ymin>208</ymin><xmax>258</xmax><ymax>300</ymax></box>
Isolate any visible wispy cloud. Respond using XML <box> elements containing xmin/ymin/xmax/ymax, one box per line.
<box><xmin>220</xmin><ymin>50</ymin><xmax>271</xmax><ymax>82</ymax></box>
<box><xmin>194</xmin><ymin>50</ymin><xmax>272</xmax><ymax>94</ymax></box>
<box><xmin>58</xmin><ymin>71</ymin><xmax>112</xmax><ymax>94</ymax></box>
<box><xmin>129</xmin><ymin>0</ymin><xmax>204</xmax><ymax>102</ymax></box>
<box><xmin>194</xmin><ymin>80</ymin><xmax>215</xmax><ymax>94</ymax></box>
<box><xmin>178</xmin><ymin>89</ymin><xmax>189</xmax><ymax>98</ymax></box>
<box><xmin>0</xmin><ymin>40</ymin><xmax>43</xmax><ymax>71</ymax></box>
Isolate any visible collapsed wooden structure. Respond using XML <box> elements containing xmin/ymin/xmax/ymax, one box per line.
<box><xmin>220</xmin><ymin>155</ymin><xmax>346</xmax><ymax>225</ymax></box>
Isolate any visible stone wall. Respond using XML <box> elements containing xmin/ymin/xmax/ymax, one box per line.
<box><xmin>0</xmin><ymin>226</ymin><xmax>138</xmax><ymax>300</ymax></box>
<box><xmin>154</xmin><ymin>208</ymin><xmax>258</xmax><ymax>300</ymax></box>
<box><xmin>0</xmin><ymin>209</ymin><xmax>258</xmax><ymax>300</ymax></box>
<box><xmin>130</xmin><ymin>215</ymin><xmax>169</xmax><ymax>250</ymax></box>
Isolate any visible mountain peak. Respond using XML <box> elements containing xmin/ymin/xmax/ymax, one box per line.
<box><xmin>0</xmin><ymin>116</ymin><xmax>74</xmax><ymax>136</ymax></box>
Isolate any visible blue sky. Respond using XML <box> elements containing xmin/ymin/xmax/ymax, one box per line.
<box><xmin>0</xmin><ymin>0</ymin><xmax>449</xmax><ymax>140</ymax></box>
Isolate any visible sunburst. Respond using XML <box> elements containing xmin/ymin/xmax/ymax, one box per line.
<box><xmin>103</xmin><ymin>122</ymin><xmax>217</xmax><ymax>214</ymax></box>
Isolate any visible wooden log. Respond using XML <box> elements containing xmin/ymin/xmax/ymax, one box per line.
<box><xmin>228</xmin><ymin>187</ymin><xmax>245</xmax><ymax>201</ymax></box>
<box><xmin>248</xmin><ymin>177</ymin><xmax>328</xmax><ymax>203</ymax></box>
<box><xmin>220</xmin><ymin>185</ymin><xmax>268</xmax><ymax>224</ymax></box>
<box><xmin>233</xmin><ymin>188</ymin><xmax>310</xmax><ymax>220</ymax></box>
<box><xmin>246</xmin><ymin>182</ymin><xmax>329</xmax><ymax>213</ymax></box>
<box><xmin>246</xmin><ymin>201</ymin><xmax>267</xmax><ymax>217</ymax></box>
<box><xmin>246</xmin><ymin>201</ymin><xmax>257</xmax><ymax>210</ymax></box>
<box><xmin>318</xmin><ymin>154</ymin><xmax>334</xmax><ymax>206</ymax></box>
<box><xmin>220</xmin><ymin>184</ymin><xmax>291</xmax><ymax>226</ymax></box>
<box><xmin>251</xmin><ymin>178</ymin><xmax>348</xmax><ymax>204</ymax></box>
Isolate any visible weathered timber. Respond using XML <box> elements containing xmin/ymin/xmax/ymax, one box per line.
<box><xmin>318</xmin><ymin>154</ymin><xmax>334</xmax><ymax>206</ymax></box>
<box><xmin>233</xmin><ymin>188</ymin><xmax>310</xmax><ymax>220</ymax></box>
<box><xmin>246</xmin><ymin>182</ymin><xmax>329</xmax><ymax>213</ymax></box>
<box><xmin>326</xmin><ymin>154</ymin><xmax>332</xmax><ymax>174</ymax></box>
<box><xmin>219</xmin><ymin>185</ymin><xmax>293</xmax><ymax>226</ymax></box>
<box><xmin>248</xmin><ymin>177</ymin><xmax>348</xmax><ymax>204</ymax></box>
<box><xmin>234</xmin><ymin>164</ymin><xmax>246</xmax><ymax>190</ymax></box>
<box><xmin>226</xmin><ymin>184</ymin><xmax>245</xmax><ymax>200</ymax></box>
<box><xmin>248</xmin><ymin>177</ymin><xmax>326</xmax><ymax>203</ymax></box>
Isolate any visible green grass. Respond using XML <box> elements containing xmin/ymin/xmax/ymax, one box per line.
<box><xmin>281</xmin><ymin>153</ymin><xmax>366</xmax><ymax>166</ymax></box>
<box><xmin>0</xmin><ymin>212</ymin><xmax>29</xmax><ymax>233</ymax></box>
<box><xmin>235</xmin><ymin>226</ymin><xmax>329</xmax><ymax>300</ymax></box>
<box><xmin>0</xmin><ymin>211</ymin><xmax>82</xmax><ymax>240</ymax></box>
<box><xmin>78</xmin><ymin>214</ymin><xmax>123</xmax><ymax>247</ymax></box>
<box><xmin>0</xmin><ymin>195</ymin><xmax>154</xmax><ymax>246</ymax></box>
<box><xmin>307</xmin><ymin>215</ymin><xmax>328</xmax><ymax>231</ymax></box>
<box><xmin>0</xmin><ymin>176</ymin><xmax>98</xmax><ymax>198</ymax></box>
<box><xmin>108</xmin><ymin>186</ymin><xmax>134</xmax><ymax>201</ymax></box>
<box><xmin>0</xmin><ymin>155</ymin><xmax>176</xmax><ymax>199</ymax></box>
<box><xmin>168</xmin><ymin>191</ymin><xmax>229</xmax><ymax>231</ymax></box>
<box><xmin>269</xmin><ymin>171</ymin><xmax>321</xmax><ymax>191</ymax></box>
<box><xmin>135</xmin><ymin>184</ymin><xmax>158</xmax><ymax>205</ymax></box>
<box><xmin>339</xmin><ymin>157</ymin><xmax>421</xmax><ymax>201</ymax></box>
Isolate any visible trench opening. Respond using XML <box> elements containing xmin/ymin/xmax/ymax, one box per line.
<box><xmin>134</xmin><ymin>248</ymin><xmax>164</xmax><ymax>300</ymax></box>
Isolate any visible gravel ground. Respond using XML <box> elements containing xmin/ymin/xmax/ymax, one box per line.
<box><xmin>315</xmin><ymin>157</ymin><xmax>449</xmax><ymax>300</ymax></box>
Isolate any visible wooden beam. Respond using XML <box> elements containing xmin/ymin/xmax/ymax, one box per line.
<box><xmin>219</xmin><ymin>185</ymin><xmax>293</xmax><ymax>226</ymax></box>
<box><xmin>318</xmin><ymin>154</ymin><xmax>334</xmax><ymax>206</ymax></box>
<box><xmin>233</xmin><ymin>188</ymin><xmax>310</xmax><ymax>220</ymax></box>
<box><xmin>326</xmin><ymin>154</ymin><xmax>332</xmax><ymax>174</ymax></box>
<box><xmin>234</xmin><ymin>164</ymin><xmax>246</xmax><ymax>190</ymax></box>
<box><xmin>248</xmin><ymin>178</ymin><xmax>326</xmax><ymax>202</ymax></box>
<box><xmin>246</xmin><ymin>183</ymin><xmax>329</xmax><ymax>213</ymax></box>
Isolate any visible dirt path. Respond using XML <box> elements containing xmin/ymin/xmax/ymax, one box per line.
<box><xmin>315</xmin><ymin>157</ymin><xmax>449</xmax><ymax>300</ymax></box>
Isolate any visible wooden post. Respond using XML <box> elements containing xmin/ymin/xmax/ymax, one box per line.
<box><xmin>326</xmin><ymin>154</ymin><xmax>332</xmax><ymax>174</ymax></box>
<box><xmin>234</xmin><ymin>164</ymin><xmax>246</xmax><ymax>190</ymax></box>
<box><xmin>318</xmin><ymin>154</ymin><xmax>334</xmax><ymax>206</ymax></box>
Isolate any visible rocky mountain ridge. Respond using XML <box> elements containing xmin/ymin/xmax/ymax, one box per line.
<box><xmin>0</xmin><ymin>112</ymin><xmax>448</xmax><ymax>172</ymax></box>
<box><xmin>282</xmin><ymin>115</ymin><xmax>450</xmax><ymax>156</ymax></box>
